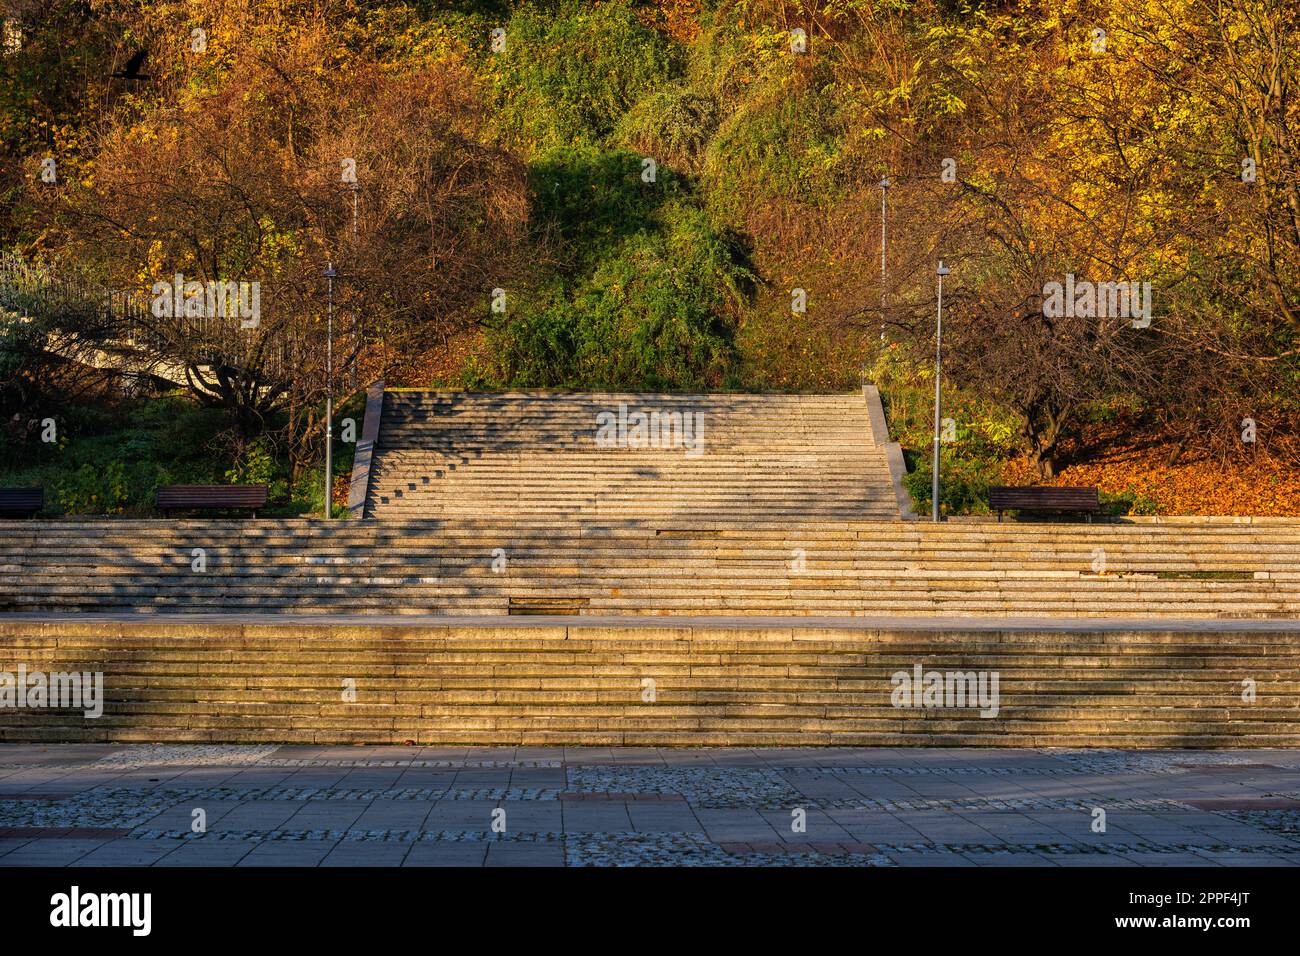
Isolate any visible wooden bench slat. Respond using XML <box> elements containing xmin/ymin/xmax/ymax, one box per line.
<box><xmin>988</xmin><ymin>486</ymin><xmax>1100</xmax><ymax>522</ymax></box>
<box><xmin>156</xmin><ymin>484</ymin><xmax>267</xmax><ymax>516</ymax></box>
<box><xmin>0</xmin><ymin>487</ymin><xmax>44</xmax><ymax>518</ymax></box>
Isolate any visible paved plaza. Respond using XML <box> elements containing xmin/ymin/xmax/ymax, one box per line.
<box><xmin>1</xmin><ymin>745</ymin><xmax>1298</xmax><ymax>867</ymax></box>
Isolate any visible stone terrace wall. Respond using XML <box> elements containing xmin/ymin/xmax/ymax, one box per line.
<box><xmin>2</xmin><ymin>618</ymin><xmax>1297</xmax><ymax>747</ymax></box>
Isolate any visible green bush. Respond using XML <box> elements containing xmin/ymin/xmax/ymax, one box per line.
<box><xmin>0</xmin><ymin>386</ymin><xmax>371</xmax><ymax>517</ymax></box>
<box><xmin>615</xmin><ymin>84</ymin><xmax>719</xmax><ymax>173</ymax></box>
<box><xmin>481</xmin><ymin>199</ymin><xmax>750</xmax><ymax>389</ymax></box>
<box><xmin>903</xmin><ymin>450</ymin><xmax>1002</xmax><ymax>517</ymax></box>
<box><xmin>488</xmin><ymin>0</ymin><xmax>674</xmax><ymax>152</ymax></box>
<box><xmin>55</xmin><ymin>461</ymin><xmax>131</xmax><ymax>514</ymax></box>
<box><xmin>1100</xmin><ymin>489</ymin><xmax>1160</xmax><ymax>516</ymax></box>
<box><xmin>225</xmin><ymin>435</ymin><xmax>289</xmax><ymax>503</ymax></box>
<box><xmin>528</xmin><ymin>146</ymin><xmax>673</xmax><ymax>273</ymax></box>
<box><xmin>702</xmin><ymin>63</ymin><xmax>849</xmax><ymax>224</ymax></box>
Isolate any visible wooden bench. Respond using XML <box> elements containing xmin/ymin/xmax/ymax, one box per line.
<box><xmin>0</xmin><ymin>487</ymin><xmax>43</xmax><ymax>519</ymax></box>
<box><xmin>156</xmin><ymin>484</ymin><xmax>268</xmax><ymax>518</ymax></box>
<box><xmin>988</xmin><ymin>486</ymin><xmax>1101</xmax><ymax>522</ymax></box>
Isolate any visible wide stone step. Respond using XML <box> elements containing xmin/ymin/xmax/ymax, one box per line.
<box><xmin>3</xmin><ymin>618</ymin><xmax>1299</xmax><ymax>746</ymax></box>
<box><xmin>364</xmin><ymin>390</ymin><xmax>897</xmax><ymax>520</ymax></box>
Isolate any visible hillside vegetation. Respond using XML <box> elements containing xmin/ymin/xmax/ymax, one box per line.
<box><xmin>1</xmin><ymin>0</ymin><xmax>1297</xmax><ymax>514</ymax></box>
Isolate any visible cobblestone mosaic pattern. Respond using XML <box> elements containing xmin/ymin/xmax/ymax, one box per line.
<box><xmin>565</xmin><ymin>766</ymin><xmax>802</xmax><ymax>808</ymax></box>
<box><xmin>2</xmin><ymin>745</ymin><xmax>1299</xmax><ymax>867</ymax></box>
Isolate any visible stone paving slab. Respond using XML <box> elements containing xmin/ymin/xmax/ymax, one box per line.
<box><xmin>1</xmin><ymin>744</ymin><xmax>1298</xmax><ymax>867</ymax></box>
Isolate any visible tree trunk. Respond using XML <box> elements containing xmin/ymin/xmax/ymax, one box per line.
<box><xmin>1022</xmin><ymin>401</ymin><xmax>1067</xmax><ymax>480</ymax></box>
<box><xmin>1035</xmin><ymin>449</ymin><xmax>1057</xmax><ymax>479</ymax></box>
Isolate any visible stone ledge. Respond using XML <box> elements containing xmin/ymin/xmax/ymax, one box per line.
<box><xmin>347</xmin><ymin>378</ymin><xmax>385</xmax><ymax>519</ymax></box>
<box><xmin>863</xmin><ymin>384</ymin><xmax>917</xmax><ymax>520</ymax></box>
<box><xmin>3</xmin><ymin>612</ymin><xmax>1299</xmax><ymax>633</ymax></box>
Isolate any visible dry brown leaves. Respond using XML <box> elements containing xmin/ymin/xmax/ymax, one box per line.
<box><xmin>1001</xmin><ymin>423</ymin><xmax>1300</xmax><ymax>516</ymax></box>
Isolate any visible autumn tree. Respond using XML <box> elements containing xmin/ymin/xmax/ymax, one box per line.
<box><xmin>38</xmin><ymin>8</ymin><xmax>529</xmax><ymax>477</ymax></box>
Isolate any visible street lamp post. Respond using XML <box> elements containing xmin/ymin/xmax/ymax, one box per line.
<box><xmin>324</xmin><ymin>262</ymin><xmax>336</xmax><ymax>520</ymax></box>
<box><xmin>878</xmin><ymin>177</ymin><xmax>889</xmax><ymax>344</ymax></box>
<box><xmin>932</xmin><ymin>260</ymin><xmax>949</xmax><ymax>522</ymax></box>
<box><xmin>348</xmin><ymin>180</ymin><xmax>360</xmax><ymax>393</ymax></box>
<box><xmin>349</xmin><ymin>181</ymin><xmax>360</xmax><ymax>242</ymax></box>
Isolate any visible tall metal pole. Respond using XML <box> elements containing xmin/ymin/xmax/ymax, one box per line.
<box><xmin>350</xmin><ymin>181</ymin><xmax>360</xmax><ymax>394</ymax></box>
<box><xmin>879</xmin><ymin>177</ymin><xmax>889</xmax><ymax>344</ymax></box>
<box><xmin>933</xmin><ymin>260</ymin><xmax>949</xmax><ymax>522</ymax></box>
<box><xmin>324</xmin><ymin>262</ymin><xmax>336</xmax><ymax>520</ymax></box>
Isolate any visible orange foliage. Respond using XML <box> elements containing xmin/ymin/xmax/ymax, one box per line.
<box><xmin>1001</xmin><ymin>425</ymin><xmax>1300</xmax><ymax>517</ymax></box>
<box><xmin>637</xmin><ymin>0</ymin><xmax>703</xmax><ymax>43</ymax></box>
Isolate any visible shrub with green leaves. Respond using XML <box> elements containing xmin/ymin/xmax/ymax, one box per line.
<box><xmin>488</xmin><ymin>0</ymin><xmax>674</xmax><ymax>152</ymax></box>
<box><xmin>55</xmin><ymin>460</ymin><xmax>146</xmax><ymax>515</ymax></box>
<box><xmin>481</xmin><ymin>198</ymin><xmax>750</xmax><ymax>390</ymax></box>
<box><xmin>903</xmin><ymin>450</ymin><xmax>1002</xmax><ymax>517</ymax></box>
<box><xmin>1100</xmin><ymin>489</ymin><xmax>1161</xmax><ymax>517</ymax></box>
<box><xmin>702</xmin><ymin>62</ymin><xmax>848</xmax><ymax>224</ymax></box>
<box><xmin>225</xmin><ymin>436</ymin><xmax>289</xmax><ymax>503</ymax></box>
<box><xmin>527</xmin><ymin>146</ymin><xmax>671</xmax><ymax>274</ymax></box>
<box><xmin>615</xmin><ymin>84</ymin><xmax>719</xmax><ymax>173</ymax></box>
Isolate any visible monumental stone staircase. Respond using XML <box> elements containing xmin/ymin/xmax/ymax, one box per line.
<box><xmin>3</xmin><ymin>615</ymin><xmax>1297</xmax><ymax>747</ymax></box>
<box><xmin>0</xmin><ymin>518</ymin><xmax>1297</xmax><ymax>617</ymax></box>
<box><xmin>2</xmin><ymin>387</ymin><xmax>1299</xmax><ymax>746</ymax></box>
<box><xmin>363</xmin><ymin>391</ymin><xmax>903</xmax><ymax>521</ymax></box>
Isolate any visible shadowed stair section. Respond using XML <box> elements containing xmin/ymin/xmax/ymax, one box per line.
<box><xmin>0</xmin><ymin>518</ymin><xmax>1298</xmax><ymax>618</ymax></box>
<box><xmin>363</xmin><ymin>391</ymin><xmax>902</xmax><ymax>521</ymax></box>
<box><xmin>4</xmin><ymin>384</ymin><xmax>1298</xmax><ymax>748</ymax></box>
<box><xmin>1</xmin><ymin>617</ymin><xmax>1297</xmax><ymax>746</ymax></box>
